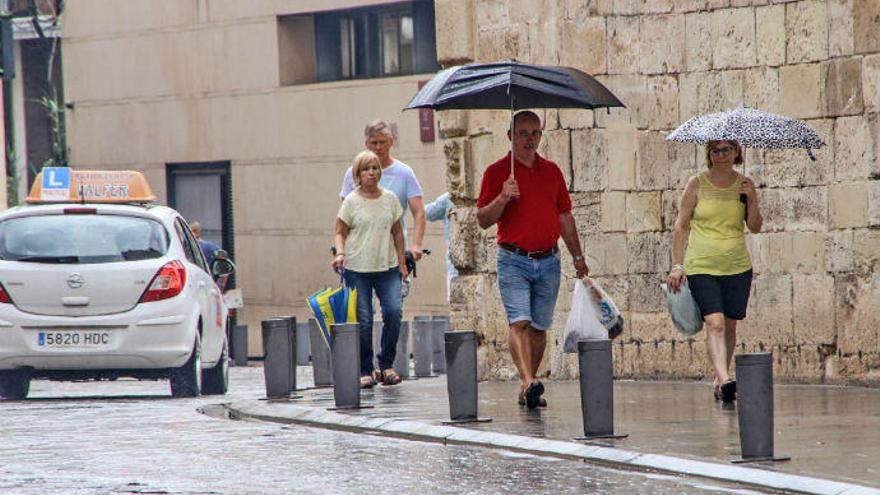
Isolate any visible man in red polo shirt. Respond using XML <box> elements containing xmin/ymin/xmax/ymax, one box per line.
<box><xmin>477</xmin><ymin>111</ymin><xmax>589</xmax><ymax>409</ymax></box>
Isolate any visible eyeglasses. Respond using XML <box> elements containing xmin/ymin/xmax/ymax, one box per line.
<box><xmin>709</xmin><ymin>145</ymin><xmax>735</xmax><ymax>155</ymax></box>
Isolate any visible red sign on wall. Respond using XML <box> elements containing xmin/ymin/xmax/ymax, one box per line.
<box><xmin>417</xmin><ymin>80</ymin><xmax>435</xmax><ymax>142</ymax></box>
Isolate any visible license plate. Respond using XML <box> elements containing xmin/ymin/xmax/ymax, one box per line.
<box><xmin>37</xmin><ymin>330</ymin><xmax>111</xmax><ymax>348</ymax></box>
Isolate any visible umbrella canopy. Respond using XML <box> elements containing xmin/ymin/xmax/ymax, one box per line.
<box><xmin>405</xmin><ymin>61</ymin><xmax>625</xmax><ymax>176</ymax></box>
<box><xmin>666</xmin><ymin>107</ymin><xmax>825</xmax><ymax>160</ymax></box>
<box><xmin>405</xmin><ymin>61</ymin><xmax>625</xmax><ymax>111</ymax></box>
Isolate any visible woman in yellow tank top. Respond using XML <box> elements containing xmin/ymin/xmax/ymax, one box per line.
<box><xmin>667</xmin><ymin>140</ymin><xmax>763</xmax><ymax>403</ymax></box>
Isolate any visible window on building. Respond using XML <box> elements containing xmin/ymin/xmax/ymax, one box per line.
<box><xmin>340</xmin><ymin>16</ymin><xmax>358</xmax><ymax>79</ymax></box>
<box><xmin>278</xmin><ymin>0</ymin><xmax>438</xmax><ymax>86</ymax></box>
<box><xmin>379</xmin><ymin>12</ymin><xmax>414</xmax><ymax>76</ymax></box>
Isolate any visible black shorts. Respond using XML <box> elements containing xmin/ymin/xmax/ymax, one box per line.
<box><xmin>687</xmin><ymin>269</ymin><xmax>753</xmax><ymax>320</ymax></box>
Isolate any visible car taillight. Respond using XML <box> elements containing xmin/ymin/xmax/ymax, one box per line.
<box><xmin>0</xmin><ymin>282</ymin><xmax>11</xmax><ymax>304</ymax></box>
<box><xmin>139</xmin><ymin>261</ymin><xmax>186</xmax><ymax>303</ymax></box>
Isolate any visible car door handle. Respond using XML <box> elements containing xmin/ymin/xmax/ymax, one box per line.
<box><xmin>197</xmin><ymin>281</ymin><xmax>206</xmax><ymax>289</ymax></box>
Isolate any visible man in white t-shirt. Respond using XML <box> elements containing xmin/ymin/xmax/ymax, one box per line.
<box><xmin>340</xmin><ymin>120</ymin><xmax>426</xmax><ymax>261</ymax></box>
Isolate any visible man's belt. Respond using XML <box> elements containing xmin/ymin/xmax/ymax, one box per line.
<box><xmin>499</xmin><ymin>243</ymin><xmax>559</xmax><ymax>259</ymax></box>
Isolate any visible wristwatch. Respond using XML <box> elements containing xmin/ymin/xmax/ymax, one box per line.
<box><xmin>573</xmin><ymin>255</ymin><xmax>585</xmax><ymax>262</ymax></box>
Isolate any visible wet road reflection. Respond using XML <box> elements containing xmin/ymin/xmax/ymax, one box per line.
<box><xmin>313</xmin><ymin>375</ymin><xmax>880</xmax><ymax>487</ymax></box>
<box><xmin>0</xmin><ymin>367</ymin><xmax>762</xmax><ymax>494</ymax></box>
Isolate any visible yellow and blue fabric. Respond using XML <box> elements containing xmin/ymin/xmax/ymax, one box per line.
<box><xmin>306</xmin><ymin>272</ymin><xmax>357</xmax><ymax>348</ymax></box>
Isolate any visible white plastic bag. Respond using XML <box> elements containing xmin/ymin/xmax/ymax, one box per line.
<box><xmin>563</xmin><ymin>279</ymin><xmax>609</xmax><ymax>353</ymax></box>
<box><xmin>586</xmin><ymin>278</ymin><xmax>625</xmax><ymax>339</ymax></box>
<box><xmin>660</xmin><ymin>280</ymin><xmax>703</xmax><ymax>337</ymax></box>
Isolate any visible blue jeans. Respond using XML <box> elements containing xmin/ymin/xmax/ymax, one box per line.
<box><xmin>343</xmin><ymin>267</ymin><xmax>402</xmax><ymax>376</ymax></box>
<box><xmin>497</xmin><ymin>248</ymin><xmax>561</xmax><ymax>330</ymax></box>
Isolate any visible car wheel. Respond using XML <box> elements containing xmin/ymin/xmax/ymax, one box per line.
<box><xmin>200</xmin><ymin>338</ymin><xmax>229</xmax><ymax>395</ymax></box>
<box><xmin>170</xmin><ymin>337</ymin><xmax>201</xmax><ymax>398</ymax></box>
<box><xmin>0</xmin><ymin>370</ymin><xmax>31</xmax><ymax>400</ymax></box>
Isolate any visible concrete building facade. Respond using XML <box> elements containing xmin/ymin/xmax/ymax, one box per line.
<box><xmin>435</xmin><ymin>0</ymin><xmax>880</xmax><ymax>385</ymax></box>
<box><xmin>60</xmin><ymin>0</ymin><xmax>450</xmax><ymax>354</ymax></box>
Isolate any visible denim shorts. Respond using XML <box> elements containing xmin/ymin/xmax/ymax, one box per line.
<box><xmin>497</xmin><ymin>248</ymin><xmax>561</xmax><ymax>331</ymax></box>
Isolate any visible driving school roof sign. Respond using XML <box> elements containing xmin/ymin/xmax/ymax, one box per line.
<box><xmin>39</xmin><ymin>167</ymin><xmax>70</xmax><ymax>200</ymax></box>
<box><xmin>27</xmin><ymin>168</ymin><xmax>157</xmax><ymax>203</ymax></box>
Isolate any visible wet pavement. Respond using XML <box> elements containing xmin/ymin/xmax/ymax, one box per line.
<box><xmin>259</xmin><ymin>368</ymin><xmax>880</xmax><ymax>490</ymax></box>
<box><xmin>0</xmin><ymin>367</ymin><xmax>760</xmax><ymax>494</ymax></box>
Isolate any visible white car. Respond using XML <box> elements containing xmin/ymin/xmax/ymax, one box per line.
<box><xmin>0</xmin><ymin>169</ymin><xmax>233</xmax><ymax>399</ymax></box>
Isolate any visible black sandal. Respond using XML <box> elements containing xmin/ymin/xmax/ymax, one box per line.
<box><xmin>720</xmin><ymin>380</ymin><xmax>737</xmax><ymax>403</ymax></box>
<box><xmin>381</xmin><ymin>369</ymin><xmax>401</xmax><ymax>386</ymax></box>
<box><xmin>523</xmin><ymin>381</ymin><xmax>545</xmax><ymax>409</ymax></box>
<box><xmin>518</xmin><ymin>395</ymin><xmax>548</xmax><ymax>407</ymax></box>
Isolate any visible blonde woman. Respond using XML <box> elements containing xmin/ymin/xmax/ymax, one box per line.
<box><xmin>667</xmin><ymin>140</ymin><xmax>763</xmax><ymax>403</ymax></box>
<box><xmin>332</xmin><ymin>151</ymin><xmax>408</xmax><ymax>388</ymax></box>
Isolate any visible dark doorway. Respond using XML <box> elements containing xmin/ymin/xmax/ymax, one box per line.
<box><xmin>166</xmin><ymin>162</ymin><xmax>234</xmax><ymax>264</ymax></box>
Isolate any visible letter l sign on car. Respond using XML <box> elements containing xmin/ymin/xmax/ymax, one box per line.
<box><xmin>41</xmin><ymin>167</ymin><xmax>71</xmax><ymax>200</ymax></box>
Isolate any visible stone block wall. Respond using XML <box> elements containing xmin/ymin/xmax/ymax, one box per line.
<box><xmin>435</xmin><ymin>0</ymin><xmax>880</xmax><ymax>385</ymax></box>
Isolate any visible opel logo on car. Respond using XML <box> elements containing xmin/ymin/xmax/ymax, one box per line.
<box><xmin>67</xmin><ymin>273</ymin><xmax>85</xmax><ymax>289</ymax></box>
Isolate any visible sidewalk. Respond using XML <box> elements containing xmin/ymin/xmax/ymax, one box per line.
<box><xmin>226</xmin><ymin>368</ymin><xmax>880</xmax><ymax>494</ymax></box>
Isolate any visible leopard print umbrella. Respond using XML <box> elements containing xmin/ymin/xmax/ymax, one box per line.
<box><xmin>666</xmin><ymin>107</ymin><xmax>825</xmax><ymax>160</ymax></box>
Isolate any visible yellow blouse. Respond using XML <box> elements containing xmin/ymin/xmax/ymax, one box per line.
<box><xmin>684</xmin><ymin>173</ymin><xmax>752</xmax><ymax>276</ymax></box>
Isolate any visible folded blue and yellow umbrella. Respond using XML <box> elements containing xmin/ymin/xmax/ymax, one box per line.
<box><xmin>307</xmin><ymin>276</ymin><xmax>357</xmax><ymax>348</ymax></box>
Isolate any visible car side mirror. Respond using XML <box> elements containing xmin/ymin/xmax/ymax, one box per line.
<box><xmin>212</xmin><ymin>250</ymin><xmax>235</xmax><ymax>276</ymax></box>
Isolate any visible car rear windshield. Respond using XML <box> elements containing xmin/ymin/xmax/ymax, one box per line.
<box><xmin>0</xmin><ymin>213</ymin><xmax>169</xmax><ymax>263</ymax></box>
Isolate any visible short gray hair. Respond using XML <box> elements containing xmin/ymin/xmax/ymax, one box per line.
<box><xmin>513</xmin><ymin>110</ymin><xmax>541</xmax><ymax>129</ymax></box>
<box><xmin>364</xmin><ymin>119</ymin><xmax>396</xmax><ymax>139</ymax></box>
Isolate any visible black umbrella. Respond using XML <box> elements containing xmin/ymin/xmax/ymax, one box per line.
<box><xmin>405</xmin><ymin>61</ymin><xmax>625</xmax><ymax>174</ymax></box>
<box><xmin>406</xmin><ymin>61</ymin><xmax>625</xmax><ymax>110</ymax></box>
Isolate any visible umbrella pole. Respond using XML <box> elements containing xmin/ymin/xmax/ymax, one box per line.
<box><xmin>741</xmin><ymin>161</ymin><xmax>749</xmax><ymax>221</ymax></box>
<box><xmin>509</xmin><ymin>93</ymin><xmax>515</xmax><ymax>177</ymax></box>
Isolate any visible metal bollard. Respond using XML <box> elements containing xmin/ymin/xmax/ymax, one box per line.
<box><xmin>295</xmin><ymin>322</ymin><xmax>311</xmax><ymax>366</ymax></box>
<box><xmin>733</xmin><ymin>353</ymin><xmax>789</xmax><ymax>463</ymax></box>
<box><xmin>330</xmin><ymin>323</ymin><xmax>362</xmax><ymax>409</ymax></box>
<box><xmin>261</xmin><ymin>319</ymin><xmax>293</xmax><ymax>398</ymax></box>
<box><xmin>308</xmin><ymin>318</ymin><xmax>333</xmax><ymax>387</ymax></box>
<box><xmin>412</xmin><ymin>316</ymin><xmax>434</xmax><ymax>378</ymax></box>
<box><xmin>231</xmin><ymin>324</ymin><xmax>249</xmax><ymax>366</ymax></box>
<box><xmin>431</xmin><ymin>316</ymin><xmax>449</xmax><ymax>374</ymax></box>
<box><xmin>393</xmin><ymin>321</ymin><xmax>410</xmax><ymax>380</ymax></box>
<box><xmin>575</xmin><ymin>340</ymin><xmax>627</xmax><ymax>440</ymax></box>
<box><xmin>279</xmin><ymin>316</ymin><xmax>298</xmax><ymax>392</ymax></box>
<box><xmin>443</xmin><ymin>331</ymin><xmax>490</xmax><ymax>424</ymax></box>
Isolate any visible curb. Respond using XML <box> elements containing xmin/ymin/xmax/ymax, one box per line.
<box><xmin>224</xmin><ymin>400</ymin><xmax>879</xmax><ymax>495</ymax></box>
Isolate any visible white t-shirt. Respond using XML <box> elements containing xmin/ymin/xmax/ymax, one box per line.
<box><xmin>340</xmin><ymin>159</ymin><xmax>422</xmax><ymax>240</ymax></box>
<box><xmin>337</xmin><ymin>188</ymin><xmax>403</xmax><ymax>273</ymax></box>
